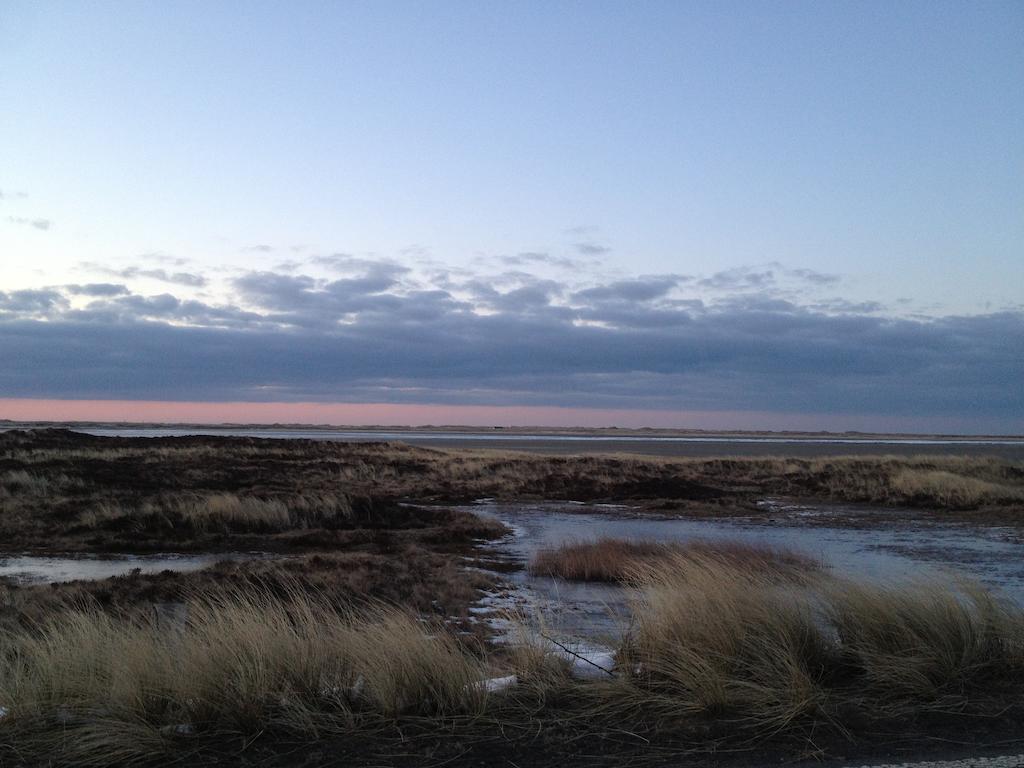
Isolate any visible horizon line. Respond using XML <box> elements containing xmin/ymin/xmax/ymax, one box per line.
<box><xmin>0</xmin><ymin>399</ymin><xmax>1020</xmax><ymax>437</ymax></box>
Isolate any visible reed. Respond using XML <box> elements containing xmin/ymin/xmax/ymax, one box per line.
<box><xmin>0</xmin><ymin>586</ymin><xmax>488</xmax><ymax>765</ymax></box>
<box><xmin>529</xmin><ymin>537</ymin><xmax>820</xmax><ymax>582</ymax></box>
<box><xmin>615</xmin><ymin>554</ymin><xmax>1024</xmax><ymax>730</ymax></box>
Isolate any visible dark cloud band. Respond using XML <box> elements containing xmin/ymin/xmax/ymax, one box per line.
<box><xmin>1</xmin><ymin>260</ymin><xmax>1020</xmax><ymax>426</ymax></box>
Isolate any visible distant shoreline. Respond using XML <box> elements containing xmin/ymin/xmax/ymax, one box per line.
<box><xmin>1</xmin><ymin>419</ymin><xmax>1021</xmax><ymax>442</ymax></box>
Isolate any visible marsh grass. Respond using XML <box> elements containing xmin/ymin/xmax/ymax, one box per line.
<box><xmin>616</xmin><ymin>554</ymin><xmax>833</xmax><ymax>730</ymax></box>
<box><xmin>616</xmin><ymin>554</ymin><xmax>1024</xmax><ymax>730</ymax></box>
<box><xmin>3</xmin><ymin>431</ymin><xmax>1023</xmax><ymax>553</ymax></box>
<box><xmin>2</xmin><ymin>556</ymin><xmax>1023</xmax><ymax>765</ymax></box>
<box><xmin>76</xmin><ymin>492</ymin><xmax>354</xmax><ymax>533</ymax></box>
<box><xmin>0</xmin><ymin>469</ymin><xmax>83</xmax><ymax>497</ymax></box>
<box><xmin>889</xmin><ymin>469</ymin><xmax>1024</xmax><ymax>507</ymax></box>
<box><xmin>529</xmin><ymin>538</ymin><xmax>820</xmax><ymax>583</ymax></box>
<box><xmin>0</xmin><ymin>586</ymin><xmax>488</xmax><ymax>765</ymax></box>
<box><xmin>6</xmin><ymin>431</ymin><xmax>1024</xmax><ymax>516</ymax></box>
<box><xmin>824</xmin><ymin>576</ymin><xmax>1024</xmax><ymax>707</ymax></box>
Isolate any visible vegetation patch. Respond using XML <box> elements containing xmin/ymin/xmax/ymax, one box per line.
<box><xmin>2</xmin><ymin>560</ymin><xmax>1023</xmax><ymax>766</ymax></box>
<box><xmin>529</xmin><ymin>537</ymin><xmax>819</xmax><ymax>583</ymax></box>
<box><xmin>2</xmin><ymin>430</ymin><xmax>1022</xmax><ymax>555</ymax></box>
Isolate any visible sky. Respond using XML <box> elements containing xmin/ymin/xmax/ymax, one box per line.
<box><xmin>1</xmin><ymin>1</ymin><xmax>1022</xmax><ymax>433</ymax></box>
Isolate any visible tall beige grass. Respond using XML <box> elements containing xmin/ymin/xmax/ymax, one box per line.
<box><xmin>0</xmin><ymin>469</ymin><xmax>82</xmax><ymax>496</ymax></box>
<box><xmin>616</xmin><ymin>554</ymin><xmax>1024</xmax><ymax>730</ymax></box>
<box><xmin>617</xmin><ymin>554</ymin><xmax>832</xmax><ymax>730</ymax></box>
<box><xmin>530</xmin><ymin>538</ymin><xmax>819</xmax><ymax>583</ymax></box>
<box><xmin>0</xmin><ymin>588</ymin><xmax>487</xmax><ymax>765</ymax></box>
<box><xmin>3</xmin><ymin>552</ymin><xmax>1023</xmax><ymax>764</ymax></box>
<box><xmin>889</xmin><ymin>469</ymin><xmax>1024</xmax><ymax>508</ymax></box>
<box><xmin>75</xmin><ymin>492</ymin><xmax>353</xmax><ymax>532</ymax></box>
<box><xmin>825</xmin><ymin>577</ymin><xmax>1024</xmax><ymax>706</ymax></box>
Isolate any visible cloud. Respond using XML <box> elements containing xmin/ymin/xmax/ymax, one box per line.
<box><xmin>0</xmin><ymin>190</ymin><xmax>28</xmax><ymax>201</ymax></box>
<box><xmin>68</xmin><ymin>293</ymin><xmax>265</xmax><ymax>328</ymax></box>
<box><xmin>64</xmin><ymin>283</ymin><xmax>129</xmax><ymax>297</ymax></box>
<box><xmin>573</xmin><ymin>241</ymin><xmax>610</xmax><ymax>256</ymax></box>
<box><xmin>311</xmin><ymin>253</ymin><xmax>409</xmax><ymax>278</ymax></box>
<box><xmin>230</xmin><ymin>269</ymin><xmax>429</xmax><ymax>326</ymax></box>
<box><xmin>80</xmin><ymin>263</ymin><xmax>208</xmax><ymax>287</ymax></box>
<box><xmin>501</xmin><ymin>252</ymin><xmax>584</xmax><ymax>270</ymax></box>
<box><xmin>811</xmin><ymin>298</ymin><xmax>885</xmax><ymax>314</ymax></box>
<box><xmin>698</xmin><ymin>267</ymin><xmax>775</xmax><ymax>290</ymax></box>
<box><xmin>790</xmin><ymin>268</ymin><xmax>841</xmax><ymax>286</ymax></box>
<box><xmin>137</xmin><ymin>251</ymin><xmax>190</xmax><ymax>267</ymax></box>
<box><xmin>0</xmin><ymin>289</ymin><xmax>67</xmax><ymax>314</ymax></box>
<box><xmin>0</xmin><ymin>261</ymin><xmax>1020</xmax><ymax>428</ymax></box>
<box><xmin>7</xmin><ymin>216</ymin><xmax>52</xmax><ymax>230</ymax></box>
<box><xmin>0</xmin><ymin>301</ymin><xmax>1019</xmax><ymax>425</ymax></box>
<box><xmin>564</xmin><ymin>225</ymin><xmax>599</xmax><ymax>236</ymax></box>
<box><xmin>243</xmin><ymin>244</ymin><xmax>274</xmax><ymax>253</ymax></box>
<box><xmin>129</xmin><ymin>269</ymin><xmax>207</xmax><ymax>287</ymax></box>
<box><xmin>573</xmin><ymin>276</ymin><xmax>685</xmax><ymax>303</ymax></box>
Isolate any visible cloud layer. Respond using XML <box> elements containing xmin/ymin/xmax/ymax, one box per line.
<box><xmin>1</xmin><ymin>258</ymin><xmax>1021</xmax><ymax>428</ymax></box>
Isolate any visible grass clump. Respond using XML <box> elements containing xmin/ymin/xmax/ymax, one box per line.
<box><xmin>0</xmin><ymin>587</ymin><xmax>487</xmax><ymax>765</ymax></box>
<box><xmin>2</xmin><ymin>555</ymin><xmax>1023</xmax><ymax>765</ymax></box>
<box><xmin>616</xmin><ymin>554</ymin><xmax>833</xmax><ymax>729</ymax></box>
<box><xmin>529</xmin><ymin>537</ymin><xmax>819</xmax><ymax>583</ymax></box>
<box><xmin>824</xmin><ymin>577</ymin><xmax>1024</xmax><ymax>707</ymax></box>
<box><xmin>889</xmin><ymin>469</ymin><xmax>1024</xmax><ymax>508</ymax></box>
<box><xmin>615</xmin><ymin>554</ymin><xmax>1024</xmax><ymax>730</ymax></box>
<box><xmin>76</xmin><ymin>492</ymin><xmax>354</xmax><ymax>534</ymax></box>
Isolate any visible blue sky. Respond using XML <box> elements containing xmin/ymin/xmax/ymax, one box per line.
<box><xmin>1</xmin><ymin>1</ymin><xmax>1022</xmax><ymax>431</ymax></box>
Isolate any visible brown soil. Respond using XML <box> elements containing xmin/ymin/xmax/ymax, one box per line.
<box><xmin>27</xmin><ymin>703</ymin><xmax>1019</xmax><ymax>768</ymax></box>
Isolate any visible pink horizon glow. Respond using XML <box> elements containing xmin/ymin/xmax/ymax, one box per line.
<box><xmin>0</xmin><ymin>399</ymin><xmax>1008</xmax><ymax>435</ymax></box>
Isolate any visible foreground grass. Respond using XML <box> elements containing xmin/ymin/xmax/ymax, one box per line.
<box><xmin>3</xmin><ymin>555</ymin><xmax>1023</xmax><ymax>767</ymax></box>
<box><xmin>617</xmin><ymin>554</ymin><xmax>1024</xmax><ymax>728</ymax></box>
<box><xmin>0</xmin><ymin>589</ymin><xmax>489</xmax><ymax>766</ymax></box>
<box><xmin>530</xmin><ymin>538</ymin><xmax>820</xmax><ymax>583</ymax></box>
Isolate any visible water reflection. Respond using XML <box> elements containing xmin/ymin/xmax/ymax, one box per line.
<box><xmin>463</xmin><ymin>500</ymin><xmax>1024</xmax><ymax>641</ymax></box>
<box><xmin>0</xmin><ymin>552</ymin><xmax>267</xmax><ymax>585</ymax></box>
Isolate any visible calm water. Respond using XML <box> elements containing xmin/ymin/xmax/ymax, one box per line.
<box><xmin>0</xmin><ymin>552</ymin><xmax>267</xmax><ymax>585</ymax></box>
<box><xmin>4</xmin><ymin>493</ymin><xmax>1023</xmax><ymax>645</ymax></box>
<box><xmin>464</xmin><ymin>500</ymin><xmax>1024</xmax><ymax>640</ymax></box>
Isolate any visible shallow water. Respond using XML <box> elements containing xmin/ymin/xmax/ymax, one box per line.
<box><xmin>0</xmin><ymin>552</ymin><xmax>267</xmax><ymax>585</ymax></box>
<box><xmin>463</xmin><ymin>500</ymin><xmax>1024</xmax><ymax>641</ymax></box>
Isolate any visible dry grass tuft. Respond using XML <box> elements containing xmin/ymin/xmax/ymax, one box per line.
<box><xmin>75</xmin><ymin>492</ymin><xmax>354</xmax><ymax>533</ymax></box>
<box><xmin>617</xmin><ymin>554</ymin><xmax>833</xmax><ymax>729</ymax></box>
<box><xmin>616</xmin><ymin>555</ymin><xmax>1024</xmax><ymax>729</ymax></box>
<box><xmin>0</xmin><ymin>586</ymin><xmax>488</xmax><ymax>765</ymax></box>
<box><xmin>529</xmin><ymin>537</ymin><xmax>819</xmax><ymax>583</ymax></box>
<box><xmin>889</xmin><ymin>469</ymin><xmax>1024</xmax><ymax>508</ymax></box>
<box><xmin>824</xmin><ymin>576</ymin><xmax>1024</xmax><ymax>706</ymax></box>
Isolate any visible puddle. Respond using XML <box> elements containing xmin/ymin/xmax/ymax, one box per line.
<box><xmin>0</xmin><ymin>552</ymin><xmax>270</xmax><ymax>585</ymax></box>
<box><xmin>462</xmin><ymin>500</ymin><xmax>1024</xmax><ymax>642</ymax></box>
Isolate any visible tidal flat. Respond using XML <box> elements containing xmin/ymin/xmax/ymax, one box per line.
<box><xmin>1</xmin><ymin>428</ymin><xmax>1023</xmax><ymax>767</ymax></box>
